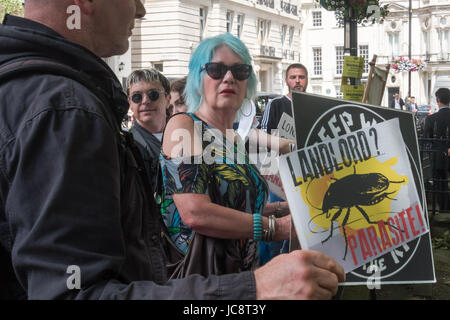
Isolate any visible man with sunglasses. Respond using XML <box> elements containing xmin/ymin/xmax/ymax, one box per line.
<box><xmin>127</xmin><ymin>69</ymin><xmax>170</xmax><ymax>189</ymax></box>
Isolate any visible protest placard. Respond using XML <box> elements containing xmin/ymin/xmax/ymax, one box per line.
<box><xmin>283</xmin><ymin>92</ymin><xmax>436</xmax><ymax>285</ymax></box>
<box><xmin>342</xmin><ymin>85</ymin><xmax>365</xmax><ymax>102</ymax></box>
<box><xmin>279</xmin><ymin>119</ymin><xmax>427</xmax><ymax>273</ymax></box>
<box><xmin>257</xmin><ymin>113</ymin><xmax>294</xmax><ymax>200</ymax></box>
<box><xmin>275</xmin><ymin>112</ymin><xmax>295</xmax><ymax>140</ymax></box>
<box><xmin>343</xmin><ymin>56</ymin><xmax>365</xmax><ymax>79</ymax></box>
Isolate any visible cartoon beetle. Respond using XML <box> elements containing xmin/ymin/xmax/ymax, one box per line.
<box><xmin>317</xmin><ymin>167</ymin><xmax>405</xmax><ymax>260</ymax></box>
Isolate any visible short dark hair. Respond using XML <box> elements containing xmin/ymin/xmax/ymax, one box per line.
<box><xmin>286</xmin><ymin>63</ymin><xmax>308</xmax><ymax>78</ymax></box>
<box><xmin>170</xmin><ymin>77</ymin><xmax>187</xmax><ymax>95</ymax></box>
<box><xmin>436</xmin><ymin>88</ymin><xmax>450</xmax><ymax>106</ymax></box>
<box><xmin>126</xmin><ymin>69</ymin><xmax>170</xmax><ymax>96</ymax></box>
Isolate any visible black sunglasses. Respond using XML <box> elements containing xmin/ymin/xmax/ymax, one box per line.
<box><xmin>130</xmin><ymin>89</ymin><xmax>165</xmax><ymax>104</ymax></box>
<box><xmin>201</xmin><ymin>62</ymin><xmax>252</xmax><ymax>81</ymax></box>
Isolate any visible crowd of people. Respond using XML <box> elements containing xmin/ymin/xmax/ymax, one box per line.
<box><xmin>2</xmin><ymin>0</ymin><xmax>449</xmax><ymax>301</ymax></box>
<box><xmin>389</xmin><ymin>92</ymin><xmax>419</xmax><ymax>112</ymax></box>
<box><xmin>0</xmin><ymin>0</ymin><xmax>344</xmax><ymax>300</ymax></box>
<box><xmin>391</xmin><ymin>89</ymin><xmax>450</xmax><ymax>213</ymax></box>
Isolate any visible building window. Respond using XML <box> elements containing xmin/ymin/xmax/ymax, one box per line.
<box><xmin>226</xmin><ymin>11</ymin><xmax>234</xmax><ymax>33</ymax></box>
<box><xmin>312</xmin><ymin>11</ymin><xmax>322</xmax><ymax>27</ymax></box>
<box><xmin>281</xmin><ymin>25</ymin><xmax>287</xmax><ymax>48</ymax></box>
<box><xmin>359</xmin><ymin>45</ymin><xmax>369</xmax><ymax>74</ymax></box>
<box><xmin>313</xmin><ymin>47</ymin><xmax>322</xmax><ymax>76</ymax></box>
<box><xmin>288</xmin><ymin>26</ymin><xmax>294</xmax><ymax>48</ymax></box>
<box><xmin>258</xmin><ymin>19</ymin><xmax>271</xmax><ymax>45</ymax></box>
<box><xmin>335</xmin><ymin>46</ymin><xmax>344</xmax><ymax>75</ymax></box>
<box><xmin>199</xmin><ymin>7</ymin><xmax>208</xmax><ymax>41</ymax></box>
<box><xmin>423</xmin><ymin>30</ymin><xmax>430</xmax><ymax>60</ymax></box>
<box><xmin>438</xmin><ymin>29</ymin><xmax>450</xmax><ymax>60</ymax></box>
<box><xmin>335</xmin><ymin>86</ymin><xmax>343</xmax><ymax>99</ymax></box>
<box><xmin>388</xmin><ymin>33</ymin><xmax>399</xmax><ymax>60</ymax></box>
<box><xmin>153</xmin><ymin>63</ymin><xmax>163</xmax><ymax>72</ymax></box>
<box><xmin>236</xmin><ymin>14</ymin><xmax>244</xmax><ymax>38</ymax></box>
<box><xmin>259</xmin><ymin>0</ymin><xmax>275</xmax><ymax>9</ymax></box>
<box><xmin>312</xmin><ymin>86</ymin><xmax>322</xmax><ymax>94</ymax></box>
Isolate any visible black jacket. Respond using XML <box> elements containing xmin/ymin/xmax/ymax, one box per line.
<box><xmin>260</xmin><ymin>95</ymin><xmax>292</xmax><ymax>134</ymax></box>
<box><xmin>130</xmin><ymin>122</ymin><xmax>162</xmax><ymax>191</ymax></box>
<box><xmin>390</xmin><ymin>98</ymin><xmax>405</xmax><ymax>109</ymax></box>
<box><xmin>0</xmin><ymin>15</ymin><xmax>255</xmax><ymax>299</ymax></box>
<box><xmin>424</xmin><ymin>107</ymin><xmax>450</xmax><ymax>171</ymax></box>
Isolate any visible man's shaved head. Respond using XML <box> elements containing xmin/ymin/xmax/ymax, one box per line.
<box><xmin>23</xmin><ymin>0</ymin><xmax>146</xmax><ymax>57</ymax></box>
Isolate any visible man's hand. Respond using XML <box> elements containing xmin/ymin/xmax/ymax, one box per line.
<box><xmin>254</xmin><ymin>250</ymin><xmax>345</xmax><ymax>300</ymax></box>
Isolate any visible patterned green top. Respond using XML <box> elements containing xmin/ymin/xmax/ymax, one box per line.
<box><xmin>159</xmin><ymin>113</ymin><xmax>268</xmax><ymax>254</ymax></box>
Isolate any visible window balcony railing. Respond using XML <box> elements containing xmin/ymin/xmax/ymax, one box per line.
<box><xmin>260</xmin><ymin>45</ymin><xmax>276</xmax><ymax>57</ymax></box>
<box><xmin>258</xmin><ymin>0</ymin><xmax>275</xmax><ymax>9</ymax></box>
<box><xmin>438</xmin><ymin>53</ymin><xmax>449</xmax><ymax>61</ymax></box>
<box><xmin>280</xmin><ymin>1</ymin><xmax>298</xmax><ymax>16</ymax></box>
<box><xmin>282</xmin><ymin>49</ymin><xmax>296</xmax><ymax>60</ymax></box>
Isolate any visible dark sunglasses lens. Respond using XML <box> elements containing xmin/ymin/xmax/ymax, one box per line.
<box><xmin>205</xmin><ymin>63</ymin><xmax>251</xmax><ymax>80</ymax></box>
<box><xmin>148</xmin><ymin>90</ymin><xmax>160</xmax><ymax>101</ymax></box>
<box><xmin>231</xmin><ymin>65</ymin><xmax>251</xmax><ymax>80</ymax></box>
<box><xmin>131</xmin><ymin>93</ymin><xmax>143</xmax><ymax>104</ymax></box>
<box><xmin>131</xmin><ymin>90</ymin><xmax>162</xmax><ymax>103</ymax></box>
<box><xmin>205</xmin><ymin>63</ymin><xmax>225</xmax><ymax>79</ymax></box>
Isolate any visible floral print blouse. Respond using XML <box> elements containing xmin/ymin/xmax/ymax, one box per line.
<box><xmin>159</xmin><ymin>113</ymin><xmax>268</xmax><ymax>253</ymax></box>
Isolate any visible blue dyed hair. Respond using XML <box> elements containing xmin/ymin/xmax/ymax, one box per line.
<box><xmin>184</xmin><ymin>33</ymin><xmax>258</xmax><ymax>117</ymax></box>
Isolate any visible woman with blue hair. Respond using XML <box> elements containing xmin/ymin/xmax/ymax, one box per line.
<box><xmin>158</xmin><ymin>33</ymin><xmax>292</xmax><ymax>277</ymax></box>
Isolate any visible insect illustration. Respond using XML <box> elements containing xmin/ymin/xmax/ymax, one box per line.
<box><xmin>311</xmin><ymin>166</ymin><xmax>405</xmax><ymax>260</ymax></box>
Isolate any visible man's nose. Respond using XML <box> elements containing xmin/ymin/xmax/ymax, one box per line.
<box><xmin>141</xmin><ymin>93</ymin><xmax>151</xmax><ymax>104</ymax></box>
<box><xmin>135</xmin><ymin>0</ymin><xmax>146</xmax><ymax>19</ymax></box>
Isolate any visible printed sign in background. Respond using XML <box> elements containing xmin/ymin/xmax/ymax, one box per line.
<box><xmin>275</xmin><ymin>112</ymin><xmax>295</xmax><ymax>140</ymax></box>
<box><xmin>288</xmin><ymin>92</ymin><xmax>436</xmax><ymax>285</ymax></box>
<box><xmin>280</xmin><ymin>119</ymin><xmax>428</xmax><ymax>273</ymax></box>
<box><xmin>343</xmin><ymin>56</ymin><xmax>365</xmax><ymax>79</ymax></box>
<box><xmin>257</xmin><ymin>112</ymin><xmax>296</xmax><ymax>201</ymax></box>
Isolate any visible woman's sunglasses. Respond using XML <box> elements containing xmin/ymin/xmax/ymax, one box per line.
<box><xmin>130</xmin><ymin>89</ymin><xmax>165</xmax><ymax>104</ymax></box>
<box><xmin>201</xmin><ymin>63</ymin><xmax>252</xmax><ymax>81</ymax></box>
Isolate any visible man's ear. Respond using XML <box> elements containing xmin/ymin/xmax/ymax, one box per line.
<box><xmin>73</xmin><ymin>0</ymin><xmax>95</xmax><ymax>15</ymax></box>
<box><xmin>165</xmin><ymin>93</ymin><xmax>172</xmax><ymax>108</ymax></box>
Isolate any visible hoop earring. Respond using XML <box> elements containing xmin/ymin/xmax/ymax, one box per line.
<box><xmin>240</xmin><ymin>98</ymin><xmax>252</xmax><ymax>117</ymax></box>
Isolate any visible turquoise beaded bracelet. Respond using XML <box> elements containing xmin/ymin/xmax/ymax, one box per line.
<box><xmin>253</xmin><ymin>213</ymin><xmax>262</xmax><ymax>241</ymax></box>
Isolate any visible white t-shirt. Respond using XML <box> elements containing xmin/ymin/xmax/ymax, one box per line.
<box><xmin>153</xmin><ymin>133</ymin><xmax>163</xmax><ymax>142</ymax></box>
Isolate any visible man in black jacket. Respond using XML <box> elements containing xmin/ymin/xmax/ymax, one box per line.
<box><xmin>390</xmin><ymin>92</ymin><xmax>405</xmax><ymax>110</ymax></box>
<box><xmin>260</xmin><ymin>63</ymin><xmax>308</xmax><ymax>134</ymax></box>
<box><xmin>424</xmin><ymin>88</ymin><xmax>450</xmax><ymax>211</ymax></box>
<box><xmin>0</xmin><ymin>0</ymin><xmax>344</xmax><ymax>300</ymax></box>
<box><xmin>127</xmin><ymin>69</ymin><xmax>169</xmax><ymax>189</ymax></box>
